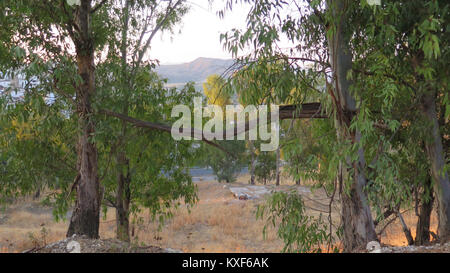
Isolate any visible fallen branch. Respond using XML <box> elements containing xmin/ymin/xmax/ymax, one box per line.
<box><xmin>397</xmin><ymin>211</ymin><xmax>415</xmax><ymax>245</ymax></box>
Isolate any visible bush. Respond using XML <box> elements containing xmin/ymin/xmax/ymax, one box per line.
<box><xmin>254</xmin><ymin>151</ymin><xmax>277</xmax><ymax>184</ymax></box>
<box><xmin>206</xmin><ymin>140</ymin><xmax>246</xmax><ymax>183</ymax></box>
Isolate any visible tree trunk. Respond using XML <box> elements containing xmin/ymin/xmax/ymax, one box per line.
<box><xmin>327</xmin><ymin>0</ymin><xmax>377</xmax><ymax>251</ymax></box>
<box><xmin>249</xmin><ymin>140</ymin><xmax>256</xmax><ymax>185</ymax></box>
<box><xmin>67</xmin><ymin>0</ymin><xmax>100</xmax><ymax>239</ymax></box>
<box><xmin>67</xmin><ymin>52</ymin><xmax>100</xmax><ymax>238</ymax></box>
<box><xmin>275</xmin><ymin>147</ymin><xmax>280</xmax><ymax>186</ymax></box>
<box><xmin>415</xmin><ymin>175</ymin><xmax>434</xmax><ymax>245</ymax></box>
<box><xmin>339</xmin><ymin>155</ymin><xmax>378</xmax><ymax>251</ymax></box>
<box><xmin>421</xmin><ymin>92</ymin><xmax>450</xmax><ymax>242</ymax></box>
<box><xmin>33</xmin><ymin>187</ymin><xmax>41</xmax><ymax>200</ymax></box>
<box><xmin>114</xmin><ymin>0</ymin><xmax>132</xmax><ymax>243</ymax></box>
<box><xmin>295</xmin><ymin>166</ymin><xmax>301</xmax><ymax>185</ymax></box>
<box><xmin>116</xmin><ymin>156</ymin><xmax>131</xmax><ymax>242</ymax></box>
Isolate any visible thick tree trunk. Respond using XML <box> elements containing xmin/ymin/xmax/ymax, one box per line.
<box><xmin>327</xmin><ymin>0</ymin><xmax>377</xmax><ymax>251</ymax></box>
<box><xmin>421</xmin><ymin>92</ymin><xmax>450</xmax><ymax>242</ymax></box>
<box><xmin>339</xmin><ymin>144</ymin><xmax>377</xmax><ymax>251</ymax></box>
<box><xmin>415</xmin><ymin>175</ymin><xmax>434</xmax><ymax>245</ymax></box>
<box><xmin>67</xmin><ymin>0</ymin><xmax>100</xmax><ymax>239</ymax></box>
<box><xmin>67</xmin><ymin>53</ymin><xmax>100</xmax><ymax>239</ymax></box>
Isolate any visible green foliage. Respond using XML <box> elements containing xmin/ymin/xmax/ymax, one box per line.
<box><xmin>95</xmin><ymin>61</ymin><xmax>201</xmax><ymax>223</ymax></box>
<box><xmin>0</xmin><ymin>0</ymin><xmax>197</xmax><ymax>228</ymax></box>
<box><xmin>221</xmin><ymin>0</ymin><xmax>450</xmax><ymax>249</ymax></box>
<box><xmin>256</xmin><ymin>191</ymin><xmax>330</xmax><ymax>253</ymax></box>
<box><xmin>254</xmin><ymin>151</ymin><xmax>276</xmax><ymax>185</ymax></box>
<box><xmin>204</xmin><ymin>140</ymin><xmax>246</xmax><ymax>183</ymax></box>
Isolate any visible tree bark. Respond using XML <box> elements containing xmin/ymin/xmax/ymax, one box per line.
<box><xmin>67</xmin><ymin>52</ymin><xmax>100</xmax><ymax>238</ymax></box>
<box><xmin>327</xmin><ymin>0</ymin><xmax>377</xmax><ymax>251</ymax></box>
<box><xmin>421</xmin><ymin>92</ymin><xmax>450</xmax><ymax>242</ymax></box>
<box><xmin>67</xmin><ymin>0</ymin><xmax>100</xmax><ymax>239</ymax></box>
<box><xmin>415</xmin><ymin>175</ymin><xmax>434</xmax><ymax>245</ymax></box>
<box><xmin>114</xmin><ymin>0</ymin><xmax>132</xmax><ymax>242</ymax></box>
<box><xmin>339</xmin><ymin>154</ymin><xmax>377</xmax><ymax>251</ymax></box>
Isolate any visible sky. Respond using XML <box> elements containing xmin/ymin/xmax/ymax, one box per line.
<box><xmin>149</xmin><ymin>0</ymin><xmax>252</xmax><ymax>65</ymax></box>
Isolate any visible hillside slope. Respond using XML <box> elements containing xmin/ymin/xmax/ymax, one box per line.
<box><xmin>155</xmin><ymin>57</ymin><xmax>234</xmax><ymax>84</ymax></box>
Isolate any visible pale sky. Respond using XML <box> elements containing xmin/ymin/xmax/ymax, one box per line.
<box><xmin>149</xmin><ymin>0</ymin><xmax>252</xmax><ymax>64</ymax></box>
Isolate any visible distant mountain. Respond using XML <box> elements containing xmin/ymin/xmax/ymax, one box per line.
<box><xmin>155</xmin><ymin>57</ymin><xmax>234</xmax><ymax>85</ymax></box>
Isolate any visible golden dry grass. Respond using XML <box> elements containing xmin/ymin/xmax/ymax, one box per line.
<box><xmin>0</xmin><ymin>198</ymin><xmax>67</xmax><ymax>252</ymax></box>
<box><xmin>0</xmin><ymin>172</ymin><xmax>439</xmax><ymax>253</ymax></box>
<box><xmin>380</xmin><ymin>210</ymin><xmax>438</xmax><ymax>246</ymax></box>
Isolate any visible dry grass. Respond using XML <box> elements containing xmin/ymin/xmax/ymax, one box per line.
<box><xmin>0</xmin><ymin>178</ymin><xmax>284</xmax><ymax>253</ymax></box>
<box><xmin>380</xmin><ymin>210</ymin><xmax>438</xmax><ymax>246</ymax></box>
<box><xmin>0</xmin><ymin>172</ymin><xmax>439</xmax><ymax>253</ymax></box>
<box><xmin>98</xmin><ymin>179</ymin><xmax>284</xmax><ymax>253</ymax></box>
<box><xmin>0</xmin><ymin>197</ymin><xmax>67</xmax><ymax>252</ymax></box>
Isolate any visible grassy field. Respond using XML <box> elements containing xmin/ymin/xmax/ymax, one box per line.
<box><xmin>0</xmin><ymin>173</ymin><xmax>438</xmax><ymax>253</ymax></box>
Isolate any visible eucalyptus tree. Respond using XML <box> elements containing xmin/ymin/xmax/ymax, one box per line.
<box><xmin>0</xmin><ymin>0</ymin><xmax>195</xmax><ymax>239</ymax></box>
<box><xmin>220</xmin><ymin>0</ymin><xmax>380</xmax><ymax>250</ymax></box>
<box><xmin>94</xmin><ymin>0</ymin><xmax>193</xmax><ymax>242</ymax></box>
<box><xmin>220</xmin><ymin>0</ymin><xmax>449</xmax><ymax>250</ymax></box>
<box><xmin>0</xmin><ymin>0</ymin><xmax>114</xmax><ymax>238</ymax></box>
<box><xmin>348</xmin><ymin>0</ymin><xmax>450</xmax><ymax>242</ymax></box>
<box><xmin>97</xmin><ymin>66</ymin><xmax>199</xmax><ymax>242</ymax></box>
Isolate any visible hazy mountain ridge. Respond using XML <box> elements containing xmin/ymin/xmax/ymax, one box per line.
<box><xmin>155</xmin><ymin>57</ymin><xmax>234</xmax><ymax>84</ymax></box>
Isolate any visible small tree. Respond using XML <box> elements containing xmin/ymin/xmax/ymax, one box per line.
<box><xmin>203</xmin><ymin>74</ymin><xmax>231</xmax><ymax>106</ymax></box>
<box><xmin>254</xmin><ymin>151</ymin><xmax>277</xmax><ymax>185</ymax></box>
<box><xmin>205</xmin><ymin>140</ymin><xmax>245</xmax><ymax>183</ymax></box>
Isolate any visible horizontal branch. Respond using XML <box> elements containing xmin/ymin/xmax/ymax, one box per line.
<box><xmin>99</xmin><ymin>109</ymin><xmax>235</xmax><ymax>157</ymax></box>
<box><xmin>100</xmin><ymin>103</ymin><xmax>326</xmax><ymax>156</ymax></box>
<box><xmin>279</xmin><ymin>103</ymin><xmax>327</xmax><ymax>119</ymax></box>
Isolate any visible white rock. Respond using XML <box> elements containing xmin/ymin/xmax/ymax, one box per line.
<box><xmin>366</xmin><ymin>241</ymin><xmax>382</xmax><ymax>253</ymax></box>
<box><xmin>66</xmin><ymin>241</ymin><xmax>81</xmax><ymax>253</ymax></box>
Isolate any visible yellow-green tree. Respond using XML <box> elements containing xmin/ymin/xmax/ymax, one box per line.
<box><xmin>203</xmin><ymin>74</ymin><xmax>231</xmax><ymax>107</ymax></box>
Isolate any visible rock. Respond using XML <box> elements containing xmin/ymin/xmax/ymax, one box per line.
<box><xmin>164</xmin><ymin>248</ymin><xmax>183</xmax><ymax>253</ymax></box>
<box><xmin>366</xmin><ymin>241</ymin><xmax>381</xmax><ymax>253</ymax></box>
<box><xmin>66</xmin><ymin>241</ymin><xmax>81</xmax><ymax>253</ymax></box>
<box><xmin>0</xmin><ymin>215</ymin><xmax>8</xmax><ymax>225</ymax></box>
<box><xmin>229</xmin><ymin>186</ymin><xmax>271</xmax><ymax>200</ymax></box>
<box><xmin>296</xmin><ymin>186</ymin><xmax>311</xmax><ymax>194</ymax></box>
<box><xmin>25</xmin><ymin>235</ymin><xmax>172</xmax><ymax>253</ymax></box>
